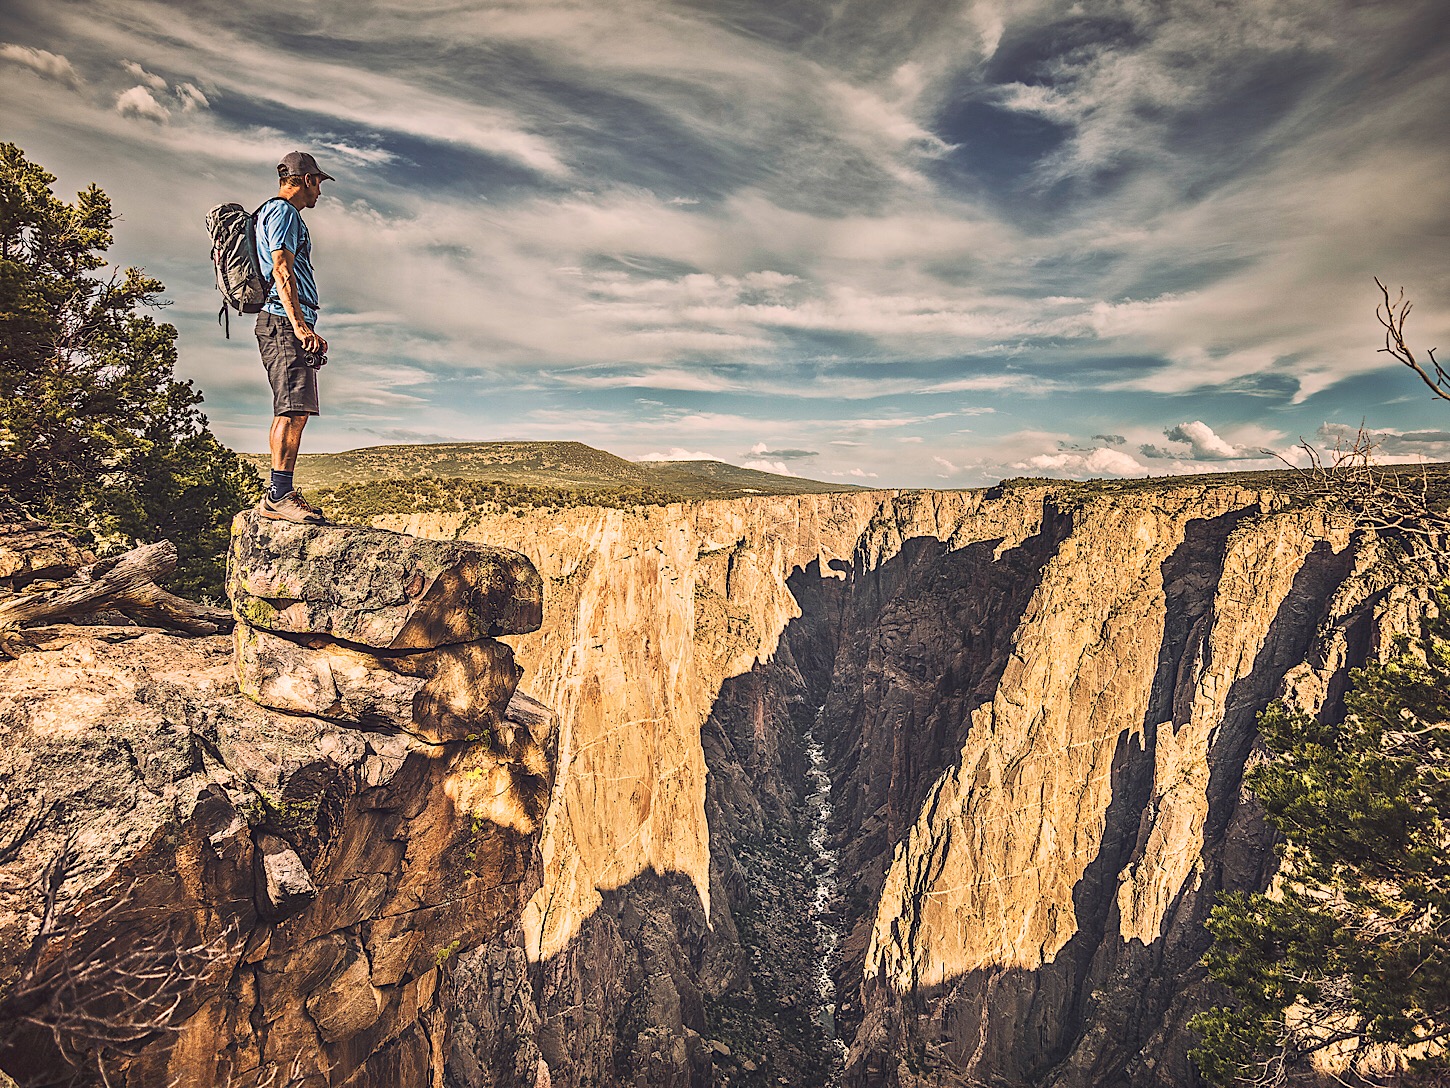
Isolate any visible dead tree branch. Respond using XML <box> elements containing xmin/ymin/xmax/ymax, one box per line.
<box><xmin>1276</xmin><ymin>423</ymin><xmax>1450</xmax><ymax>539</ymax></box>
<box><xmin>0</xmin><ymin>838</ymin><xmax>230</xmax><ymax>1084</ymax></box>
<box><xmin>0</xmin><ymin>541</ymin><xmax>177</xmax><ymax>627</ymax></box>
<box><xmin>0</xmin><ymin>539</ymin><xmax>232</xmax><ymax>655</ymax></box>
<box><xmin>1377</xmin><ymin>277</ymin><xmax>1450</xmax><ymax>403</ymax></box>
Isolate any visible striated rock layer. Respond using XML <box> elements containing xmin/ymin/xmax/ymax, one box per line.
<box><xmin>0</xmin><ymin>517</ymin><xmax>556</xmax><ymax>1088</ymax></box>
<box><xmin>386</xmin><ymin>483</ymin><xmax>1445</xmax><ymax>1087</ymax></box>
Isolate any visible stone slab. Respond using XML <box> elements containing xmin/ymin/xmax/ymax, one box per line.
<box><xmin>228</xmin><ymin>512</ymin><xmax>542</xmax><ymax>649</ymax></box>
<box><xmin>234</xmin><ymin>621</ymin><xmax>522</xmax><ymax>744</ymax></box>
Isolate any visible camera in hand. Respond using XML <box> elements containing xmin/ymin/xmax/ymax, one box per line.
<box><xmin>303</xmin><ymin>348</ymin><xmax>327</xmax><ymax>369</ymax></box>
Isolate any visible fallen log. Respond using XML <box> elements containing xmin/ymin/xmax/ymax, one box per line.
<box><xmin>0</xmin><ymin>540</ymin><xmax>232</xmax><ymax>639</ymax></box>
<box><xmin>114</xmin><ymin>582</ymin><xmax>233</xmax><ymax>636</ymax></box>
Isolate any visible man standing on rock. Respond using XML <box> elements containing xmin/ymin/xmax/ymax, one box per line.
<box><xmin>255</xmin><ymin>151</ymin><xmax>333</xmax><ymax>524</ymax></box>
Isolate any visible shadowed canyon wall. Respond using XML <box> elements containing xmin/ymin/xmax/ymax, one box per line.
<box><xmin>387</xmin><ymin>484</ymin><xmax>1446</xmax><ymax>1087</ymax></box>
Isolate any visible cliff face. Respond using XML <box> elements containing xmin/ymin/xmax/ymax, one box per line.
<box><xmin>0</xmin><ymin>516</ymin><xmax>556</xmax><ymax>1088</ymax></box>
<box><xmin>390</xmin><ymin>484</ymin><xmax>1444</xmax><ymax>1087</ymax></box>
<box><xmin>2</xmin><ymin>486</ymin><xmax>1438</xmax><ymax>1087</ymax></box>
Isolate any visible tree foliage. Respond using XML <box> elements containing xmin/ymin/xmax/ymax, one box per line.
<box><xmin>1192</xmin><ymin>592</ymin><xmax>1450</xmax><ymax>1085</ymax></box>
<box><xmin>0</xmin><ymin>143</ymin><xmax>258</xmax><ymax>597</ymax></box>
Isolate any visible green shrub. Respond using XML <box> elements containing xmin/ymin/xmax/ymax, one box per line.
<box><xmin>1192</xmin><ymin>590</ymin><xmax>1450</xmax><ymax>1084</ymax></box>
<box><xmin>0</xmin><ymin>143</ymin><xmax>259</xmax><ymax>597</ymax></box>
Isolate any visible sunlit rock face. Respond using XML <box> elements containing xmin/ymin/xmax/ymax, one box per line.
<box><xmin>0</xmin><ymin>516</ymin><xmax>555</xmax><ymax>1088</ymax></box>
<box><xmin>395</xmin><ymin>485</ymin><xmax>1443</xmax><ymax>1088</ymax></box>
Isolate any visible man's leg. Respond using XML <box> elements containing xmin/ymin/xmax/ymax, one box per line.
<box><xmin>259</xmin><ymin>412</ymin><xmax>323</xmax><ymax>521</ymax></box>
<box><xmin>270</xmin><ymin>412</ymin><xmax>308</xmax><ymax>473</ymax></box>
<box><xmin>257</xmin><ymin>313</ymin><xmax>325</xmax><ymax>522</ymax></box>
<box><xmin>265</xmin><ymin>412</ymin><xmax>307</xmax><ymax>501</ymax></box>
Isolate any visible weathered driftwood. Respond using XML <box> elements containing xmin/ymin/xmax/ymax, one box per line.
<box><xmin>0</xmin><ymin>540</ymin><xmax>232</xmax><ymax>639</ymax></box>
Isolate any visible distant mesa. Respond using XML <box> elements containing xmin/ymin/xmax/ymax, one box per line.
<box><xmin>239</xmin><ymin>440</ymin><xmax>864</xmax><ymax>498</ymax></box>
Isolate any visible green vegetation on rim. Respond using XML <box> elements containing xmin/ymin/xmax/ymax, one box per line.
<box><xmin>0</xmin><ymin>143</ymin><xmax>259</xmax><ymax>597</ymax></box>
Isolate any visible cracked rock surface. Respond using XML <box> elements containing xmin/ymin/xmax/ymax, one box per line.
<box><xmin>0</xmin><ymin>517</ymin><xmax>555</xmax><ymax>1088</ymax></box>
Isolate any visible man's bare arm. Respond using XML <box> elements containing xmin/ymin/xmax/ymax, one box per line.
<box><xmin>270</xmin><ymin>248</ymin><xmax>327</xmax><ymax>354</ymax></box>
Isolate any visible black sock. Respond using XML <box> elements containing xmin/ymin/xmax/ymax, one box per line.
<box><xmin>268</xmin><ymin>469</ymin><xmax>294</xmax><ymax>501</ymax></box>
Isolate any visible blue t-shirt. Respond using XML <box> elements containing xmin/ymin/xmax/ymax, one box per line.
<box><xmin>255</xmin><ymin>199</ymin><xmax>319</xmax><ymax>327</ymax></box>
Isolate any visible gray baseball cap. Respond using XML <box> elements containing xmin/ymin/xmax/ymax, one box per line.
<box><xmin>277</xmin><ymin>150</ymin><xmax>335</xmax><ymax>180</ymax></box>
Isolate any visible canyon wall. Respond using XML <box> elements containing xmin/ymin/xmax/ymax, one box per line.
<box><xmin>389</xmin><ymin>482</ymin><xmax>1444</xmax><ymax>1087</ymax></box>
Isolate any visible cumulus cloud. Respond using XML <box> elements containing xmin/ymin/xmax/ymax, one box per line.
<box><xmin>0</xmin><ymin>43</ymin><xmax>81</xmax><ymax>88</ymax></box>
<box><xmin>1165</xmin><ymin>420</ymin><xmax>1242</xmax><ymax>459</ymax></box>
<box><xmin>636</xmin><ymin>448</ymin><xmax>715</xmax><ymax>461</ymax></box>
<box><xmin>742</xmin><ymin>459</ymin><xmax>797</xmax><ymax>476</ymax></box>
<box><xmin>115</xmin><ymin>85</ymin><xmax>169</xmax><ymax>121</ymax></box>
<box><xmin>1020</xmin><ymin>447</ymin><xmax>1152</xmax><ymax>479</ymax></box>
<box><xmin>1142</xmin><ymin>421</ymin><xmax>1251</xmax><ymax>461</ymax></box>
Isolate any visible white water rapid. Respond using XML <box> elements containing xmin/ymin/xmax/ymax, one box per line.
<box><xmin>804</xmin><ymin>705</ymin><xmax>847</xmax><ymax>1069</ymax></box>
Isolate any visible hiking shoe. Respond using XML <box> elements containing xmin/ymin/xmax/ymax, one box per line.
<box><xmin>259</xmin><ymin>490</ymin><xmax>327</xmax><ymax>524</ymax></box>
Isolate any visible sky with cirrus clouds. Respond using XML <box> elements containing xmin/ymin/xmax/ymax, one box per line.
<box><xmin>2</xmin><ymin>0</ymin><xmax>1449</xmax><ymax>487</ymax></box>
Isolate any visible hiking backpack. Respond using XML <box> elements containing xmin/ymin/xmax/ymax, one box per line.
<box><xmin>205</xmin><ymin>198</ymin><xmax>285</xmax><ymax>338</ymax></box>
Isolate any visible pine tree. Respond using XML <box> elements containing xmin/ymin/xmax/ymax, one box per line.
<box><xmin>1192</xmin><ymin>591</ymin><xmax>1450</xmax><ymax>1085</ymax></box>
<box><xmin>0</xmin><ymin>143</ymin><xmax>259</xmax><ymax>597</ymax></box>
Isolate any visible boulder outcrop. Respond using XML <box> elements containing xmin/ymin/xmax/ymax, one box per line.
<box><xmin>0</xmin><ymin>514</ymin><xmax>554</xmax><ymax>1088</ymax></box>
<box><xmin>228</xmin><ymin>515</ymin><xmax>542</xmax><ymax>648</ymax></box>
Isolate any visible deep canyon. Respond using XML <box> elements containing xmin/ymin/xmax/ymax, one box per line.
<box><xmin>1</xmin><ymin>480</ymin><xmax>1444</xmax><ymax>1087</ymax></box>
<box><xmin>394</xmin><ymin>481</ymin><xmax>1444</xmax><ymax>1088</ymax></box>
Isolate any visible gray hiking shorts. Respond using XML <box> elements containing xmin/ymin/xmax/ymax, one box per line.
<box><xmin>256</xmin><ymin>312</ymin><xmax>320</xmax><ymax>416</ymax></box>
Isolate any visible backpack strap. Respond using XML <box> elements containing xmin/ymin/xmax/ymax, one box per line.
<box><xmin>248</xmin><ymin>197</ymin><xmax>292</xmax><ymax>287</ymax></box>
<box><xmin>252</xmin><ymin>196</ymin><xmax>291</xmax><ymax>216</ymax></box>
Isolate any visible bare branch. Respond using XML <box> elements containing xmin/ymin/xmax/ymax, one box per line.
<box><xmin>1376</xmin><ymin>277</ymin><xmax>1450</xmax><ymax>403</ymax></box>
<box><xmin>1276</xmin><ymin>422</ymin><xmax>1450</xmax><ymax>540</ymax></box>
<box><xmin>0</xmin><ymin>843</ymin><xmax>234</xmax><ymax>1084</ymax></box>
